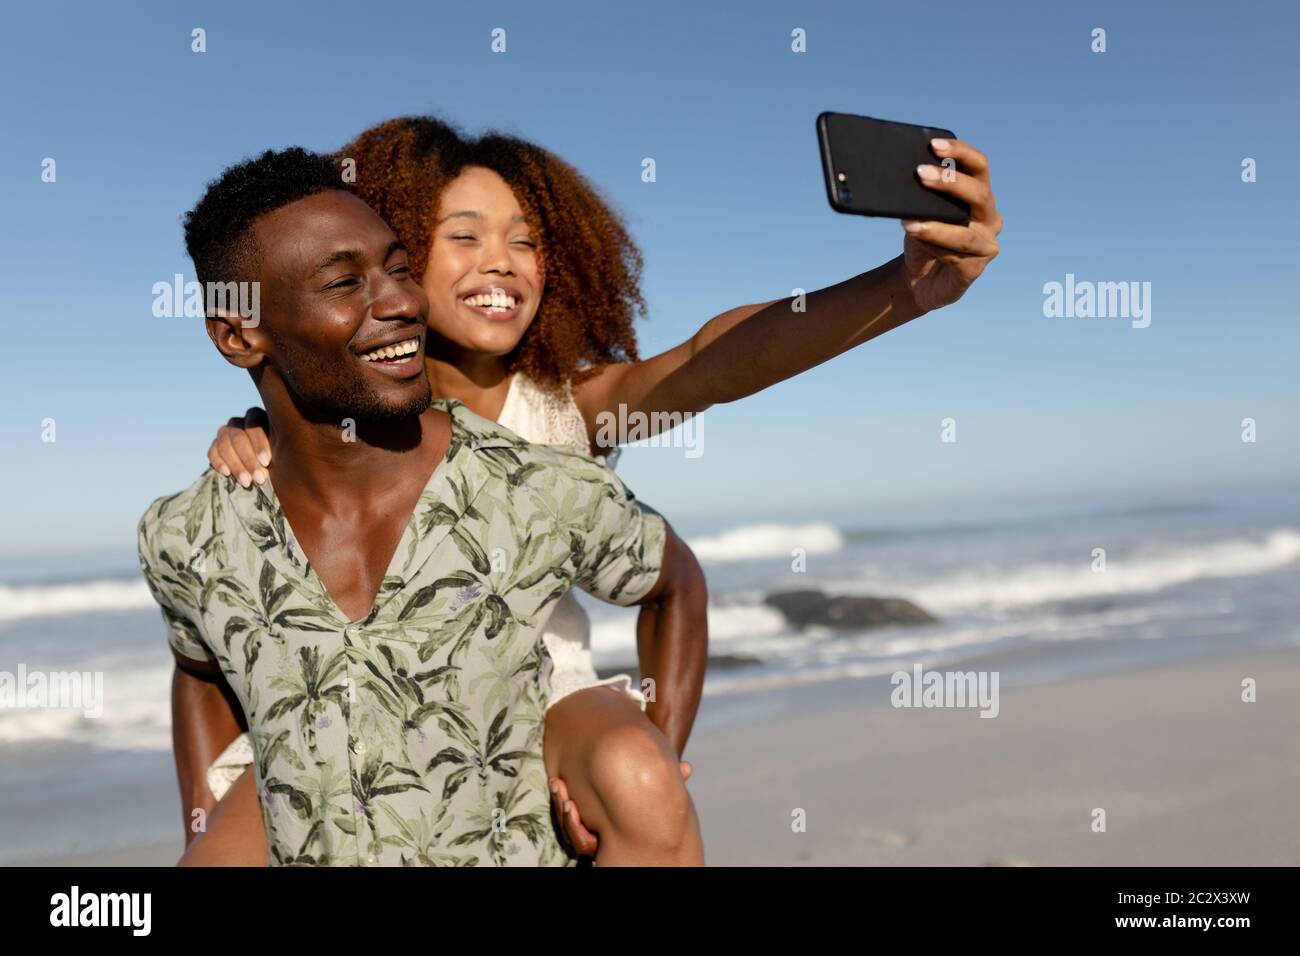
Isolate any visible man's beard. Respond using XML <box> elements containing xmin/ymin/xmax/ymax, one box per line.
<box><xmin>274</xmin><ymin>338</ymin><xmax>433</xmax><ymax>426</ymax></box>
<box><xmin>312</xmin><ymin>376</ymin><xmax>433</xmax><ymax>425</ymax></box>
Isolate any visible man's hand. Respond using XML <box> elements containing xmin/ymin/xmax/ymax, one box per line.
<box><xmin>549</xmin><ymin>762</ymin><xmax>693</xmax><ymax>857</ymax></box>
<box><xmin>900</xmin><ymin>138</ymin><xmax>1003</xmax><ymax>315</ymax></box>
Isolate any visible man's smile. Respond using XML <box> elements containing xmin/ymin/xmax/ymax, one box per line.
<box><xmin>356</xmin><ymin>334</ymin><xmax>425</xmax><ymax>377</ymax></box>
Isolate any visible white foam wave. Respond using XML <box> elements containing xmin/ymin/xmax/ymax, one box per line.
<box><xmin>904</xmin><ymin>528</ymin><xmax>1300</xmax><ymax>613</ymax></box>
<box><xmin>0</xmin><ymin>579</ymin><xmax>153</xmax><ymax>624</ymax></box>
<box><xmin>686</xmin><ymin>522</ymin><xmax>844</xmax><ymax>563</ymax></box>
<box><xmin>587</xmin><ymin>602</ymin><xmax>790</xmax><ymax>669</ymax></box>
<box><xmin>0</xmin><ymin>660</ymin><xmax>172</xmax><ymax>751</ymax></box>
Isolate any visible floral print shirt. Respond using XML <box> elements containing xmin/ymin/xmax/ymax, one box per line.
<box><xmin>137</xmin><ymin>398</ymin><xmax>665</xmax><ymax>866</ymax></box>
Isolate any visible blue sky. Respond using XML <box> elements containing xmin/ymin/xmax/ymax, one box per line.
<box><xmin>1</xmin><ymin>0</ymin><xmax>1297</xmax><ymax>559</ymax></box>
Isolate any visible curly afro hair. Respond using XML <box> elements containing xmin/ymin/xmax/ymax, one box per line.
<box><xmin>330</xmin><ymin>116</ymin><xmax>469</xmax><ymax>275</ymax></box>
<box><xmin>334</xmin><ymin>117</ymin><xmax>645</xmax><ymax>398</ymax></box>
<box><xmin>183</xmin><ymin>147</ymin><xmax>343</xmax><ymax>288</ymax></box>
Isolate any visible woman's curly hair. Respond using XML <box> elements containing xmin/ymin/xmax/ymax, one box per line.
<box><xmin>333</xmin><ymin>116</ymin><xmax>645</xmax><ymax>397</ymax></box>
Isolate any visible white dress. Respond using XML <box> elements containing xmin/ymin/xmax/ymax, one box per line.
<box><xmin>205</xmin><ymin>373</ymin><xmax>644</xmax><ymax>800</ymax></box>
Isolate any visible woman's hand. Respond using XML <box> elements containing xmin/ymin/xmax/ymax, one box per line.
<box><xmin>901</xmin><ymin>138</ymin><xmax>1003</xmax><ymax>314</ymax></box>
<box><xmin>549</xmin><ymin>761</ymin><xmax>692</xmax><ymax>857</ymax></box>
<box><xmin>206</xmin><ymin>406</ymin><xmax>272</xmax><ymax>488</ymax></box>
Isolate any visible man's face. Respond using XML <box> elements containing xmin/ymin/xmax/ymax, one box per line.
<box><xmin>250</xmin><ymin>190</ymin><xmax>430</xmax><ymax>424</ymax></box>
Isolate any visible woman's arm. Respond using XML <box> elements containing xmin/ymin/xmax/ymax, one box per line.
<box><xmin>171</xmin><ymin>650</ymin><xmax>246</xmax><ymax>846</ymax></box>
<box><xmin>572</xmin><ymin>138</ymin><xmax>1002</xmax><ymax>446</ymax></box>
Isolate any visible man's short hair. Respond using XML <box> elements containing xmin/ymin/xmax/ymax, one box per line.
<box><xmin>183</xmin><ymin>147</ymin><xmax>344</xmax><ymax>288</ymax></box>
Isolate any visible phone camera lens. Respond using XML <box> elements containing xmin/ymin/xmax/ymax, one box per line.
<box><xmin>839</xmin><ymin>185</ymin><xmax>852</xmax><ymax>204</ymax></box>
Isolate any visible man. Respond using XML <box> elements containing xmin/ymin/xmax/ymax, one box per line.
<box><xmin>138</xmin><ymin>148</ymin><xmax>705</xmax><ymax>866</ymax></box>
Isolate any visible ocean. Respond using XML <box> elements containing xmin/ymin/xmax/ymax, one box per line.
<box><xmin>1</xmin><ymin>486</ymin><xmax>1296</xmax><ymax>863</ymax></box>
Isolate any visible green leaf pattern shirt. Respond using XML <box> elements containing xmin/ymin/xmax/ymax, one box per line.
<box><xmin>136</xmin><ymin>398</ymin><xmax>666</xmax><ymax>866</ymax></box>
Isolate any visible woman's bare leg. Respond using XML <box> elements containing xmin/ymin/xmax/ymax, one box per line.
<box><xmin>177</xmin><ymin>767</ymin><xmax>268</xmax><ymax>866</ymax></box>
<box><xmin>544</xmin><ymin>686</ymin><xmax>704</xmax><ymax>866</ymax></box>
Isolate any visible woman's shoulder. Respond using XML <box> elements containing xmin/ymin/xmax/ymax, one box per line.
<box><xmin>499</xmin><ymin>372</ymin><xmax>595</xmax><ymax>457</ymax></box>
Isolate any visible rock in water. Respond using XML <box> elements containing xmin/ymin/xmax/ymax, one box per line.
<box><xmin>763</xmin><ymin>589</ymin><xmax>935</xmax><ymax>631</ymax></box>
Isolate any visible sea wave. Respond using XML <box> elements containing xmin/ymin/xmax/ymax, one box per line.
<box><xmin>685</xmin><ymin>522</ymin><xmax>845</xmax><ymax>563</ymax></box>
<box><xmin>587</xmin><ymin>602</ymin><xmax>791</xmax><ymax>668</ymax></box>
<box><xmin>903</xmin><ymin>527</ymin><xmax>1300</xmax><ymax>613</ymax></box>
<box><xmin>0</xmin><ymin>659</ymin><xmax>172</xmax><ymax>751</ymax></box>
<box><xmin>0</xmin><ymin>579</ymin><xmax>154</xmax><ymax>624</ymax></box>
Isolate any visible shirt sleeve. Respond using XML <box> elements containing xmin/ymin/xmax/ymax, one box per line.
<box><xmin>569</xmin><ymin>464</ymin><xmax>668</xmax><ymax>607</ymax></box>
<box><xmin>137</xmin><ymin>509</ymin><xmax>216</xmax><ymax>663</ymax></box>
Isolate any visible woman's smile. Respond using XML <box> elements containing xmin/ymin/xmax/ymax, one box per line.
<box><xmin>457</xmin><ymin>284</ymin><xmax>523</xmax><ymax>322</ymax></box>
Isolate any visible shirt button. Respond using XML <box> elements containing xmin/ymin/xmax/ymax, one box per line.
<box><xmin>344</xmin><ymin>624</ymin><xmax>360</xmax><ymax>639</ymax></box>
<box><xmin>364</xmin><ymin>854</ymin><xmax>378</xmax><ymax>866</ymax></box>
<box><xmin>354</xmin><ymin>738</ymin><xmax>367</xmax><ymax>755</ymax></box>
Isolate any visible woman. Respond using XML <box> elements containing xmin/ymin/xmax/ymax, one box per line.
<box><xmin>187</xmin><ymin>114</ymin><xmax>1002</xmax><ymax>865</ymax></box>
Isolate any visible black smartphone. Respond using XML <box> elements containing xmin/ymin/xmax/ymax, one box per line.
<box><xmin>816</xmin><ymin>111</ymin><xmax>970</xmax><ymax>224</ymax></box>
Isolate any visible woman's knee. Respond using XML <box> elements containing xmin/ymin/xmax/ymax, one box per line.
<box><xmin>586</xmin><ymin>721</ymin><xmax>692</xmax><ymax>844</ymax></box>
<box><xmin>176</xmin><ymin>768</ymin><xmax>268</xmax><ymax>866</ymax></box>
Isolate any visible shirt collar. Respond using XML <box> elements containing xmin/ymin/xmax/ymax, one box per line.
<box><xmin>225</xmin><ymin>399</ymin><xmax>525</xmax><ymax>626</ymax></box>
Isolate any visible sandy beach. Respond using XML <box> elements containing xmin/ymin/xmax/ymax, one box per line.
<box><xmin>23</xmin><ymin>643</ymin><xmax>1299</xmax><ymax>867</ymax></box>
<box><xmin>688</xmin><ymin>643</ymin><xmax>1300</xmax><ymax>866</ymax></box>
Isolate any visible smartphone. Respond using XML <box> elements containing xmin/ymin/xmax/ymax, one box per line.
<box><xmin>816</xmin><ymin>111</ymin><xmax>970</xmax><ymax>224</ymax></box>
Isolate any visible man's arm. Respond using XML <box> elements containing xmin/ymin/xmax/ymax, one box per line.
<box><xmin>629</xmin><ymin>523</ymin><xmax>707</xmax><ymax>758</ymax></box>
<box><xmin>567</xmin><ymin>461</ymin><xmax>709</xmax><ymax>758</ymax></box>
<box><xmin>138</xmin><ymin>500</ymin><xmax>244</xmax><ymax>844</ymax></box>
<box><xmin>171</xmin><ymin>649</ymin><xmax>246</xmax><ymax>846</ymax></box>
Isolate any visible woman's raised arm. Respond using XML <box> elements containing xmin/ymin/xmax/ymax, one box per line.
<box><xmin>572</xmin><ymin>138</ymin><xmax>1002</xmax><ymax>446</ymax></box>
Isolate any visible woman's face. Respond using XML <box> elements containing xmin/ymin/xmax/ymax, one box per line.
<box><xmin>422</xmin><ymin>165</ymin><xmax>543</xmax><ymax>360</ymax></box>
